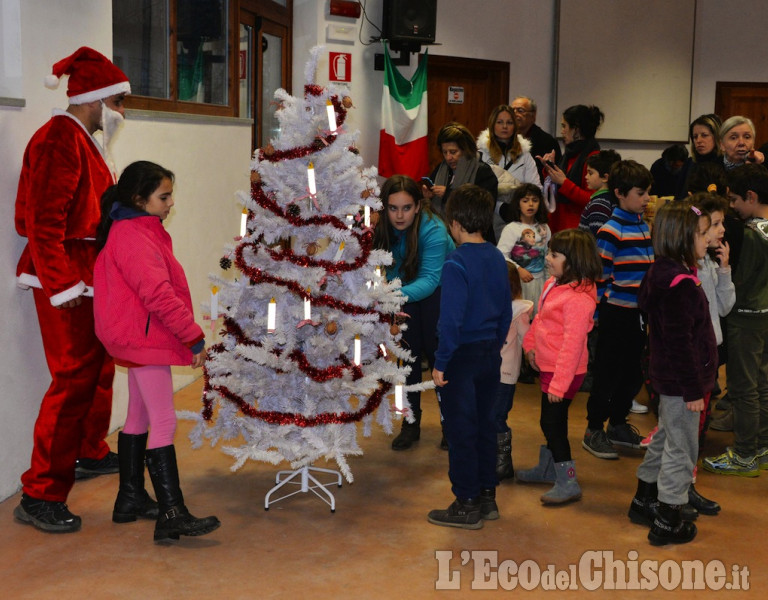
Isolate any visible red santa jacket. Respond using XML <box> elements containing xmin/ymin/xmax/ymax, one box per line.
<box><xmin>15</xmin><ymin>110</ymin><xmax>114</xmax><ymax>306</ymax></box>
<box><xmin>94</xmin><ymin>208</ymin><xmax>204</xmax><ymax>367</ymax></box>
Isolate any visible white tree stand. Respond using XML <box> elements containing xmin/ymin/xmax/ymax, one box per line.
<box><xmin>264</xmin><ymin>466</ymin><xmax>343</xmax><ymax>512</ymax></box>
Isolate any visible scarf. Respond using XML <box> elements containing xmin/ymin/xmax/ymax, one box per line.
<box><xmin>433</xmin><ymin>154</ymin><xmax>481</xmax><ymax>213</ymax></box>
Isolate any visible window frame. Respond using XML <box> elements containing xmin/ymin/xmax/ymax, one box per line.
<box><xmin>122</xmin><ymin>0</ymin><xmax>292</xmax><ymax>117</ymax></box>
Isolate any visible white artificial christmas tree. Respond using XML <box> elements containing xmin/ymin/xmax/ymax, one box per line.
<box><xmin>187</xmin><ymin>48</ymin><xmax>420</xmax><ymax>494</ymax></box>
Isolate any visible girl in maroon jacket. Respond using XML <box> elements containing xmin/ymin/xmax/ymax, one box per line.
<box><xmin>94</xmin><ymin>161</ymin><xmax>219</xmax><ymax>543</ymax></box>
<box><xmin>629</xmin><ymin>202</ymin><xmax>717</xmax><ymax>546</ymax></box>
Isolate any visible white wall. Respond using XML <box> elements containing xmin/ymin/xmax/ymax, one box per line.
<box><xmin>0</xmin><ymin>2</ymin><xmax>251</xmax><ymax>501</ymax></box>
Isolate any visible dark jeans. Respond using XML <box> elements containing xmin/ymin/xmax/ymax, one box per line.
<box><xmin>728</xmin><ymin>320</ymin><xmax>768</xmax><ymax>457</ymax></box>
<box><xmin>438</xmin><ymin>340</ymin><xmax>501</xmax><ymax>499</ymax></box>
<box><xmin>586</xmin><ymin>302</ymin><xmax>645</xmax><ymax>431</ymax></box>
<box><xmin>402</xmin><ymin>288</ymin><xmax>441</xmax><ymax>418</ymax></box>
<box><xmin>493</xmin><ymin>382</ymin><xmax>516</xmax><ymax>433</ymax></box>
<box><xmin>540</xmin><ymin>393</ymin><xmax>574</xmax><ymax>462</ymax></box>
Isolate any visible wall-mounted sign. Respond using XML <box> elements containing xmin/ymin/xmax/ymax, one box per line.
<box><xmin>329</xmin><ymin>52</ymin><xmax>352</xmax><ymax>82</ymax></box>
<box><xmin>448</xmin><ymin>86</ymin><xmax>464</xmax><ymax>104</ymax></box>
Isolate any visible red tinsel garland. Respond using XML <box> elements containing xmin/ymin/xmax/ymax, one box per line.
<box><xmin>205</xmin><ymin>377</ymin><xmax>391</xmax><ymax>426</ymax></box>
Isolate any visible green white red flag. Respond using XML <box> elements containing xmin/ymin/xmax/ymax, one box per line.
<box><xmin>378</xmin><ymin>45</ymin><xmax>429</xmax><ymax>180</ymax></box>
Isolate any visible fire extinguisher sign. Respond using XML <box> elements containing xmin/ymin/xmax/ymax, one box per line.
<box><xmin>329</xmin><ymin>52</ymin><xmax>352</xmax><ymax>83</ymax></box>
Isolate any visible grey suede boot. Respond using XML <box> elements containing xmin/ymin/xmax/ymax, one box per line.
<box><xmin>540</xmin><ymin>461</ymin><xmax>582</xmax><ymax>505</ymax></box>
<box><xmin>516</xmin><ymin>445</ymin><xmax>556</xmax><ymax>483</ymax></box>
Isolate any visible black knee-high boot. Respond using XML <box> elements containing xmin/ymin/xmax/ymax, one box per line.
<box><xmin>145</xmin><ymin>445</ymin><xmax>220</xmax><ymax>542</ymax></box>
<box><xmin>113</xmin><ymin>432</ymin><xmax>159</xmax><ymax>523</ymax></box>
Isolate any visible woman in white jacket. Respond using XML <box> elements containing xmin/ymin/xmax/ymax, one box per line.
<box><xmin>477</xmin><ymin>105</ymin><xmax>542</xmax><ymax>238</ymax></box>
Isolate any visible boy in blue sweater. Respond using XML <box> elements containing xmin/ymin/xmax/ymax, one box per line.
<box><xmin>429</xmin><ymin>184</ymin><xmax>512</xmax><ymax>529</ymax></box>
<box><xmin>583</xmin><ymin>160</ymin><xmax>654</xmax><ymax>459</ymax></box>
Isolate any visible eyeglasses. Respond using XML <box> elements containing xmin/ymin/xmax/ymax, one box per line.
<box><xmin>512</xmin><ymin>107</ymin><xmax>533</xmax><ymax>114</ymax></box>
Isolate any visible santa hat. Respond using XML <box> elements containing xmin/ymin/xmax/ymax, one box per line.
<box><xmin>44</xmin><ymin>47</ymin><xmax>131</xmax><ymax>105</ymax></box>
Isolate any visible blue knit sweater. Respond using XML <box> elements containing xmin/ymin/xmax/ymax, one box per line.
<box><xmin>434</xmin><ymin>242</ymin><xmax>512</xmax><ymax>371</ymax></box>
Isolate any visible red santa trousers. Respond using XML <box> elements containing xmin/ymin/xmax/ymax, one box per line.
<box><xmin>21</xmin><ymin>289</ymin><xmax>114</xmax><ymax>501</ymax></box>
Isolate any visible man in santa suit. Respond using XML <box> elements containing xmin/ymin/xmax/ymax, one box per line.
<box><xmin>13</xmin><ymin>47</ymin><xmax>131</xmax><ymax>533</ymax></box>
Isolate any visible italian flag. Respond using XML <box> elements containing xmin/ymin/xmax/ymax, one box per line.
<box><xmin>378</xmin><ymin>45</ymin><xmax>429</xmax><ymax>180</ymax></box>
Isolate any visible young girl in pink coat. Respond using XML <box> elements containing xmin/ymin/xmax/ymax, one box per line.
<box><xmin>94</xmin><ymin>161</ymin><xmax>219</xmax><ymax>543</ymax></box>
<box><xmin>517</xmin><ymin>229</ymin><xmax>602</xmax><ymax>504</ymax></box>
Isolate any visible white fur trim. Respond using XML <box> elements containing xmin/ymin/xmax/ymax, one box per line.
<box><xmin>68</xmin><ymin>81</ymin><xmax>131</xmax><ymax>105</ymax></box>
<box><xmin>17</xmin><ymin>273</ymin><xmax>40</xmax><ymax>290</ymax></box>
<box><xmin>49</xmin><ymin>281</ymin><xmax>87</xmax><ymax>307</ymax></box>
<box><xmin>44</xmin><ymin>74</ymin><xmax>60</xmax><ymax>89</ymax></box>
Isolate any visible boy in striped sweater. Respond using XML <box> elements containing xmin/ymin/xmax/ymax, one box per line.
<box><xmin>583</xmin><ymin>161</ymin><xmax>655</xmax><ymax>459</ymax></box>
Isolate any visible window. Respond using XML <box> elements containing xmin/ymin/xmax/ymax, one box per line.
<box><xmin>113</xmin><ymin>0</ymin><xmax>232</xmax><ymax>116</ymax></box>
<box><xmin>113</xmin><ymin>0</ymin><xmax>292</xmax><ymax>123</ymax></box>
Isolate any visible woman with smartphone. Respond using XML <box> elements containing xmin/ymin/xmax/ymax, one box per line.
<box><xmin>538</xmin><ymin>105</ymin><xmax>604</xmax><ymax>232</ymax></box>
<box><xmin>374</xmin><ymin>175</ymin><xmax>455</xmax><ymax>451</ymax></box>
<box><xmin>423</xmin><ymin>122</ymin><xmax>498</xmax><ymax>240</ymax></box>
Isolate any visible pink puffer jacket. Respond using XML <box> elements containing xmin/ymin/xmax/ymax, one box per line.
<box><xmin>522</xmin><ymin>277</ymin><xmax>596</xmax><ymax>398</ymax></box>
<box><xmin>94</xmin><ymin>214</ymin><xmax>203</xmax><ymax>367</ymax></box>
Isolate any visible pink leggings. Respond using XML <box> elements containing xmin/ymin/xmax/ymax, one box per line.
<box><xmin>123</xmin><ymin>365</ymin><xmax>177</xmax><ymax>449</ymax></box>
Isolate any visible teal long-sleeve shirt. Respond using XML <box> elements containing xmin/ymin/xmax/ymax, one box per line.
<box><xmin>388</xmin><ymin>213</ymin><xmax>455</xmax><ymax>303</ymax></box>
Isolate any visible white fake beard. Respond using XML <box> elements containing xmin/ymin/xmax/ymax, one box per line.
<box><xmin>101</xmin><ymin>102</ymin><xmax>125</xmax><ymax>151</ymax></box>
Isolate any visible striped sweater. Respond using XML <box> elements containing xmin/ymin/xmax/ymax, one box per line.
<box><xmin>596</xmin><ymin>207</ymin><xmax>654</xmax><ymax>308</ymax></box>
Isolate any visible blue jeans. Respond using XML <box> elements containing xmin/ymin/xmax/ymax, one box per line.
<box><xmin>437</xmin><ymin>340</ymin><xmax>501</xmax><ymax>499</ymax></box>
<box><xmin>493</xmin><ymin>382</ymin><xmax>516</xmax><ymax>434</ymax></box>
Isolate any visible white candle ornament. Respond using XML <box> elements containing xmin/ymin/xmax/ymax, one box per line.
<box><xmin>326</xmin><ymin>100</ymin><xmax>337</xmax><ymax>133</ymax></box>
<box><xmin>364</xmin><ymin>205</ymin><xmax>370</xmax><ymax>228</ymax></box>
<box><xmin>267</xmin><ymin>298</ymin><xmax>277</xmax><ymax>332</ymax></box>
<box><xmin>240</xmin><ymin>208</ymin><xmax>248</xmax><ymax>237</ymax></box>
<box><xmin>354</xmin><ymin>335</ymin><xmax>361</xmax><ymax>365</ymax></box>
<box><xmin>307</xmin><ymin>162</ymin><xmax>316</xmax><ymax>195</ymax></box>
<box><xmin>210</xmin><ymin>285</ymin><xmax>219</xmax><ymax>320</ymax></box>
<box><xmin>304</xmin><ymin>289</ymin><xmax>311</xmax><ymax>321</ymax></box>
<box><xmin>395</xmin><ymin>384</ymin><xmax>404</xmax><ymax>410</ymax></box>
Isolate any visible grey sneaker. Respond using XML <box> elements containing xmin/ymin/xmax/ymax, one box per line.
<box><xmin>757</xmin><ymin>447</ymin><xmax>768</xmax><ymax>471</ymax></box>
<box><xmin>607</xmin><ymin>423</ymin><xmax>644</xmax><ymax>449</ymax></box>
<box><xmin>582</xmin><ymin>428</ymin><xmax>619</xmax><ymax>459</ymax></box>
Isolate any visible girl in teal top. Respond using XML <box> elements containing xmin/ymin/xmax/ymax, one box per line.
<box><xmin>374</xmin><ymin>175</ymin><xmax>455</xmax><ymax>450</ymax></box>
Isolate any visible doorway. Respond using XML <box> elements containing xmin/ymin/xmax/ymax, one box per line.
<box><xmin>424</xmin><ymin>55</ymin><xmax>510</xmax><ymax>169</ymax></box>
<box><xmin>715</xmin><ymin>82</ymin><xmax>768</xmax><ymax>147</ymax></box>
<box><xmin>239</xmin><ymin>2</ymin><xmax>292</xmax><ymax>152</ymax></box>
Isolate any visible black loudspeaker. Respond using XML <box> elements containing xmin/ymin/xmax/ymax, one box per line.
<box><xmin>382</xmin><ymin>0</ymin><xmax>437</xmax><ymax>52</ymax></box>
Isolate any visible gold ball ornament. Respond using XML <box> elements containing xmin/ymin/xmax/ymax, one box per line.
<box><xmin>250</xmin><ymin>171</ymin><xmax>261</xmax><ymax>183</ymax></box>
<box><xmin>342</xmin><ymin>96</ymin><xmax>353</xmax><ymax>109</ymax></box>
<box><xmin>390</xmin><ymin>323</ymin><xmax>400</xmax><ymax>336</ymax></box>
<box><xmin>325</xmin><ymin>321</ymin><xmax>338</xmax><ymax>336</ymax></box>
<box><xmin>264</xmin><ymin>143</ymin><xmax>275</xmax><ymax>156</ymax></box>
<box><xmin>306</xmin><ymin>242</ymin><xmax>319</xmax><ymax>256</ymax></box>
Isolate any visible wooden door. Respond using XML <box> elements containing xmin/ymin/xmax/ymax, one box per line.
<box><xmin>715</xmin><ymin>82</ymin><xmax>768</xmax><ymax>147</ymax></box>
<box><xmin>424</xmin><ymin>55</ymin><xmax>510</xmax><ymax>169</ymax></box>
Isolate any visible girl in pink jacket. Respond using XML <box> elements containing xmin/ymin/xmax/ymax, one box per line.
<box><xmin>517</xmin><ymin>229</ymin><xmax>602</xmax><ymax>505</ymax></box>
<box><xmin>94</xmin><ymin>161</ymin><xmax>219</xmax><ymax>543</ymax></box>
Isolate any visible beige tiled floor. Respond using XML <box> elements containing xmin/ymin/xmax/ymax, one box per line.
<box><xmin>1</xmin><ymin>376</ymin><xmax>765</xmax><ymax>599</ymax></box>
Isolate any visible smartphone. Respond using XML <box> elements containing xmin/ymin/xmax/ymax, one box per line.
<box><xmin>545</xmin><ymin>160</ymin><xmax>556</xmax><ymax>168</ymax></box>
<box><xmin>421</xmin><ymin>176</ymin><xmax>434</xmax><ymax>189</ymax></box>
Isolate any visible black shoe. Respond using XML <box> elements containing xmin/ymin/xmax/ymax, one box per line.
<box><xmin>391</xmin><ymin>421</ymin><xmax>420</xmax><ymax>451</ymax></box>
<box><xmin>495</xmin><ymin>431</ymin><xmax>514</xmax><ymax>481</ymax></box>
<box><xmin>648</xmin><ymin>502</ymin><xmax>697</xmax><ymax>546</ymax></box>
<box><xmin>628</xmin><ymin>479</ymin><xmax>659</xmax><ymax>526</ymax></box>
<box><xmin>479</xmin><ymin>489</ymin><xmax>499</xmax><ymax>520</ymax></box>
<box><xmin>75</xmin><ymin>451</ymin><xmax>119</xmax><ymax>480</ymax></box>
<box><xmin>688</xmin><ymin>484</ymin><xmax>720</xmax><ymax>515</ymax></box>
<box><xmin>427</xmin><ymin>497</ymin><xmax>483</xmax><ymax>529</ymax></box>
<box><xmin>146</xmin><ymin>445</ymin><xmax>220</xmax><ymax>543</ymax></box>
<box><xmin>113</xmin><ymin>432</ymin><xmax>159</xmax><ymax>523</ymax></box>
<box><xmin>13</xmin><ymin>494</ymin><xmax>81</xmax><ymax>533</ymax></box>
